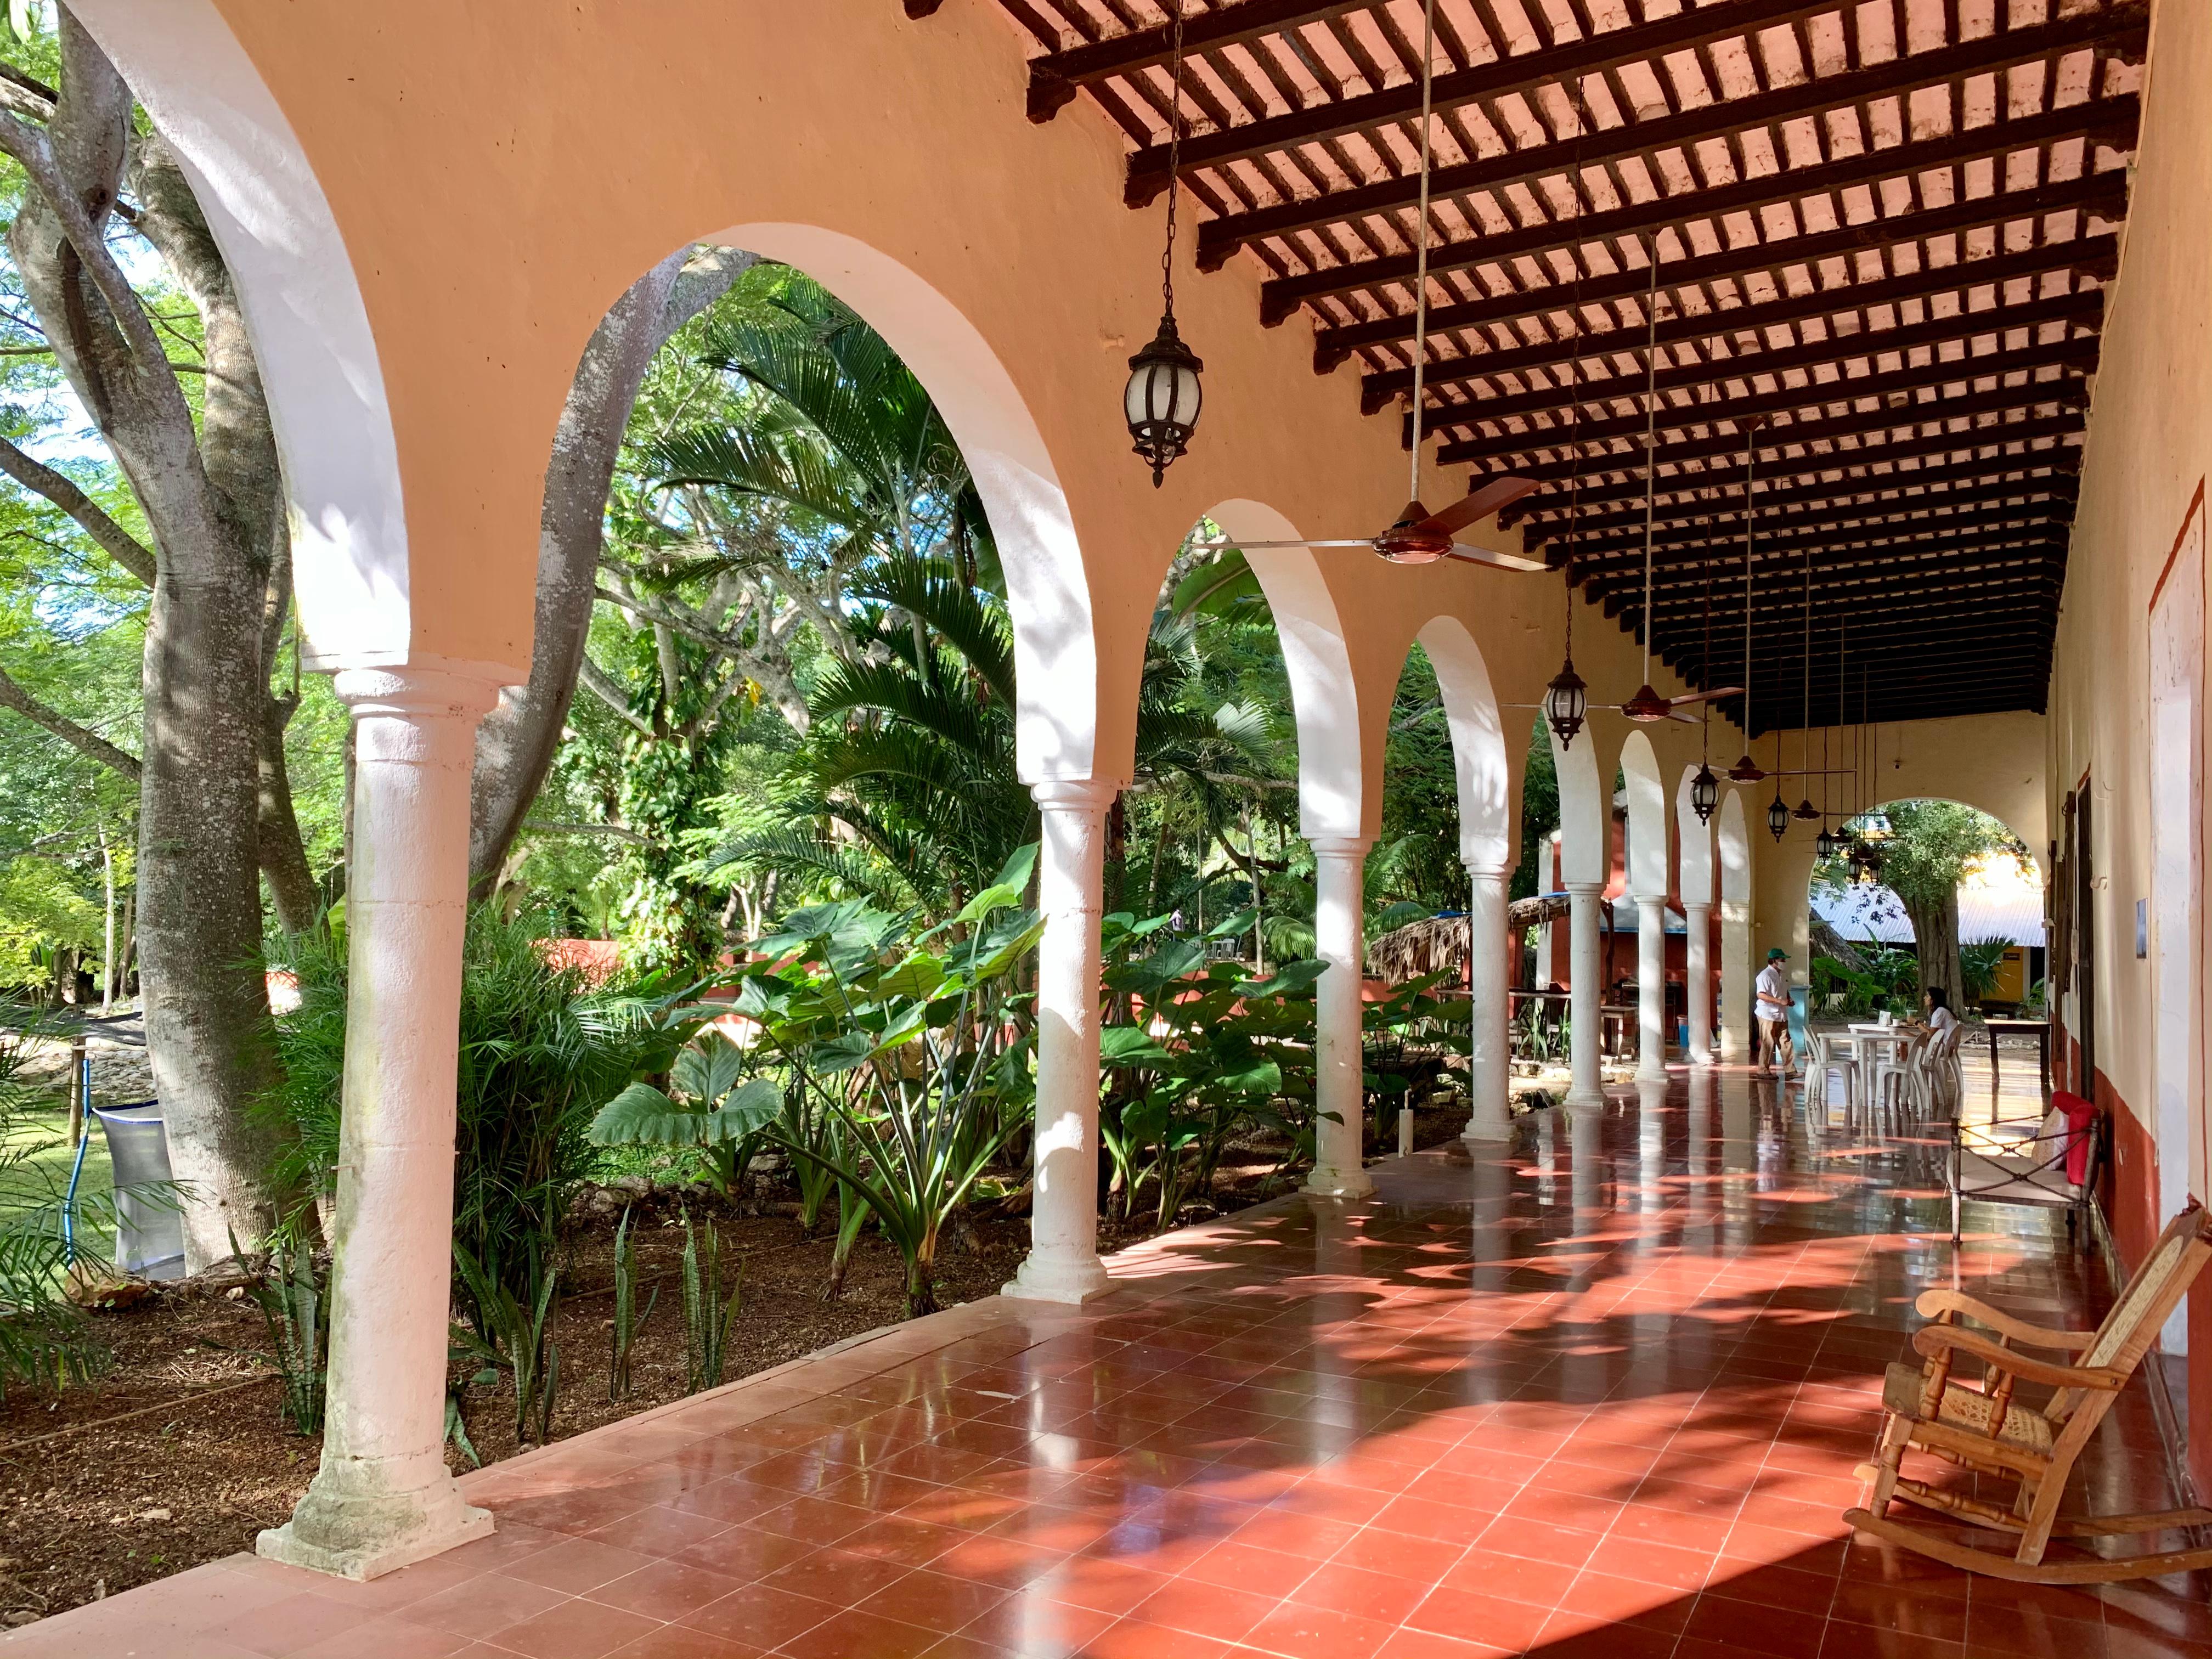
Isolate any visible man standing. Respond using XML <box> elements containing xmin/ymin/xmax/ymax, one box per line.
<box><xmin>1755</xmin><ymin>946</ymin><xmax>1792</xmax><ymax>1075</ymax></box>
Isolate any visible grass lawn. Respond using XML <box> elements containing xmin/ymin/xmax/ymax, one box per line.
<box><xmin>2</xmin><ymin>1096</ymin><xmax>115</xmax><ymax>1235</ymax></box>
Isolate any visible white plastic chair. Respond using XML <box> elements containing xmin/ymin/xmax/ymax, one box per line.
<box><xmin>1809</xmin><ymin>1032</ymin><xmax>1858</xmax><ymax>1121</ymax></box>
<box><xmin>1870</xmin><ymin>1030</ymin><xmax>1926</xmax><ymax>1126</ymax></box>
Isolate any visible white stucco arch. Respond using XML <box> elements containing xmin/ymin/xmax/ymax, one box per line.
<box><xmin>1677</xmin><ymin>765</ymin><xmax>1718</xmax><ymax>907</ymax></box>
<box><xmin>701</xmin><ymin>223</ymin><xmax>1097</xmax><ymax>784</ymax></box>
<box><xmin>1218</xmin><ymin>501</ymin><xmax>1362</xmax><ymax>839</ymax></box>
<box><xmin>1548</xmin><ymin>717</ymin><xmax>1608</xmax><ymax>888</ymax></box>
<box><xmin>74</xmin><ymin>0</ymin><xmax>431</xmax><ymax>673</ymax></box>
<box><xmin>1718</xmin><ymin>788</ymin><xmax>1755</xmax><ymax>1059</ymax></box>
<box><xmin>1415</xmin><ymin>616</ymin><xmax>1512</xmax><ymax>875</ymax></box>
<box><xmin>1618</xmin><ymin>729</ymin><xmax>1671</xmax><ymax>902</ymax></box>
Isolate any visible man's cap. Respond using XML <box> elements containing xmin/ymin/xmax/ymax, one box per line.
<box><xmin>1767</xmin><ymin>947</ymin><xmax>1789</xmax><ymax>960</ymax></box>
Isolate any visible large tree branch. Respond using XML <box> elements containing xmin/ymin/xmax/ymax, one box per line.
<box><xmin>0</xmin><ymin>662</ymin><xmax>141</xmax><ymax>780</ymax></box>
<box><xmin>466</xmin><ymin>245</ymin><xmax>758</xmax><ymax>891</ymax></box>
<box><xmin>575</xmin><ymin>656</ymin><xmax>654</xmax><ymax>737</ymax></box>
<box><xmin>0</xmin><ymin>431</ymin><xmax>155</xmax><ymax>585</ymax></box>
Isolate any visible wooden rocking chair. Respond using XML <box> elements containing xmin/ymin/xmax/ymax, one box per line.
<box><xmin>1843</xmin><ymin>1200</ymin><xmax>2212</xmax><ymax>1583</ymax></box>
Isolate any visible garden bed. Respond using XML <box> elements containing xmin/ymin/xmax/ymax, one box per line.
<box><xmin>0</xmin><ymin>1099</ymin><xmax>1478</xmax><ymax>1624</ymax></box>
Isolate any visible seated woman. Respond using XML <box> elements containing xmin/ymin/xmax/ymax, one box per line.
<box><xmin>1904</xmin><ymin>985</ymin><xmax>1959</xmax><ymax>1037</ymax></box>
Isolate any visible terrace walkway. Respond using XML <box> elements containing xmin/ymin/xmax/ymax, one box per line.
<box><xmin>8</xmin><ymin>1071</ymin><xmax>2204</xmax><ymax>1659</ymax></box>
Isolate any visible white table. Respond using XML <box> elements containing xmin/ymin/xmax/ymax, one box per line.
<box><xmin>1849</xmin><ymin>1025</ymin><xmax>1918</xmax><ymax>1108</ymax></box>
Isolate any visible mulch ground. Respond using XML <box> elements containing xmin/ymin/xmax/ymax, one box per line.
<box><xmin>0</xmin><ymin>1102</ymin><xmax>1477</xmax><ymax>1624</ymax></box>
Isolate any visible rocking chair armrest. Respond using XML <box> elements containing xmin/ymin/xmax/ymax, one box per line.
<box><xmin>1910</xmin><ymin>1324</ymin><xmax>2128</xmax><ymax>1390</ymax></box>
<box><xmin>1913</xmin><ymin>1289</ymin><xmax>2098</xmax><ymax>1351</ymax></box>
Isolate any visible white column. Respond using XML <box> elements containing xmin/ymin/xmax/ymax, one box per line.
<box><xmin>1462</xmin><ymin>862</ymin><xmax>1513</xmax><ymax>1142</ymax></box>
<box><xmin>1305</xmin><ymin>834</ymin><xmax>1376</xmax><ymax>1199</ymax></box>
<box><xmin>1685</xmin><ymin>900</ymin><xmax>1713</xmax><ymax>1065</ymax></box>
<box><xmin>1005</xmin><ymin>780</ymin><xmax>1115</xmax><ymax>1303</ymax></box>
<box><xmin>259</xmin><ymin>667</ymin><xmax>499</xmax><ymax>1581</ymax></box>
<box><xmin>1719</xmin><ymin>897</ymin><xmax>1752</xmax><ymax>1061</ymax></box>
<box><xmin>1565</xmin><ymin>880</ymin><xmax>1605</xmax><ymax>1113</ymax></box>
<box><xmin>1636</xmin><ymin>895</ymin><xmax>1668</xmax><ymax>1082</ymax></box>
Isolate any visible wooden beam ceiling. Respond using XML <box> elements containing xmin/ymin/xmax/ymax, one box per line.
<box><xmin>957</xmin><ymin>0</ymin><xmax>2147</xmax><ymax>731</ymax></box>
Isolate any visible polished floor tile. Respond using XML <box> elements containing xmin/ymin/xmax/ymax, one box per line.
<box><xmin>4</xmin><ymin>1062</ymin><xmax>2202</xmax><ymax>1658</ymax></box>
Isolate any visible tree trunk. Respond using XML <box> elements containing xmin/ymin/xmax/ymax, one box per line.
<box><xmin>256</xmin><ymin>694</ymin><xmax>321</xmax><ymax>933</ymax></box>
<box><xmin>5</xmin><ymin>18</ymin><xmax>289</xmax><ymax>1266</ymax></box>
<box><xmin>468</xmin><ymin>247</ymin><xmax>756</xmax><ymax>891</ymax></box>
<box><xmin>1905</xmin><ymin>891</ymin><xmax>1964</xmax><ymax>1009</ymax></box>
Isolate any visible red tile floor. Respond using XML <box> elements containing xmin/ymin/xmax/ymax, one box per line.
<box><xmin>8</xmin><ymin>1066</ymin><xmax>2207</xmax><ymax>1659</ymax></box>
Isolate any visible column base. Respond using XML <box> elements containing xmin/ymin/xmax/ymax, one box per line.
<box><xmin>1002</xmin><ymin>1252</ymin><xmax>1113</xmax><ymax>1304</ymax></box>
<box><xmin>1460</xmin><ymin>1104</ymin><xmax>1514</xmax><ymax>1143</ymax></box>
<box><xmin>257</xmin><ymin>1466</ymin><xmax>490</xmax><ymax>1582</ymax></box>
<box><xmin>1303</xmin><ymin>1166</ymin><xmax>1377</xmax><ymax>1200</ymax></box>
<box><xmin>1562</xmin><ymin>1090</ymin><xmax>1607</xmax><ymax>1115</ymax></box>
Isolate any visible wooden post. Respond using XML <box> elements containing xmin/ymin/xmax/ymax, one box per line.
<box><xmin>66</xmin><ymin>1032</ymin><xmax>87</xmax><ymax>1145</ymax></box>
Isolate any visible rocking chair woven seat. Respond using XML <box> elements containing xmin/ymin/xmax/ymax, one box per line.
<box><xmin>1844</xmin><ymin>1200</ymin><xmax>2212</xmax><ymax>1583</ymax></box>
<box><xmin>1880</xmin><ymin>1362</ymin><xmax>2052</xmax><ymax>1454</ymax></box>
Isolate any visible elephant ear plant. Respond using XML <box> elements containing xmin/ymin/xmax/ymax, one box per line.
<box><xmin>587</xmin><ymin>1029</ymin><xmax>783</xmax><ymax>1198</ymax></box>
<box><xmin>740</xmin><ymin>866</ymin><xmax>1041</xmax><ymax>1318</ymax></box>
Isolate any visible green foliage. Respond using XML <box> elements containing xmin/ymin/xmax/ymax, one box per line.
<box><xmin>1511</xmin><ymin>722</ymin><xmax>1560</xmax><ymax>902</ymax></box>
<box><xmin>1098</xmin><ymin>906</ymin><xmax>1331</xmax><ymax>1222</ymax></box>
<box><xmin>1374</xmin><ymin>649</ymin><xmax>1465</xmax><ymax>913</ymax></box>
<box><xmin>1871</xmin><ymin>800</ymin><xmax>2024</xmax><ymax>911</ymax></box>
<box><xmin>234</xmin><ymin>1227</ymin><xmax>326</xmax><ymax>1434</ymax></box>
<box><xmin>587</xmin><ymin>1034</ymin><xmax>781</xmax><ymax>1198</ymax></box>
<box><xmin>451</xmin><ymin>1239</ymin><xmax>561</xmax><ymax>1446</ymax></box>
<box><xmin>607</xmin><ymin>1204</ymin><xmax>656</xmax><ymax>1401</ymax></box>
<box><xmin>264</xmin><ymin>907</ymin><xmax>652</xmax><ymax>1306</ymax></box>
<box><xmin>679</xmin><ymin>1207</ymin><xmax>741</xmax><ymax>1394</ymax></box>
<box><xmin>0</xmin><ymin>1019</ymin><xmax>140</xmax><ymax>1396</ymax></box>
<box><xmin>1959</xmin><ymin>940</ymin><xmax>2010</xmax><ymax>1003</ymax></box>
<box><xmin>1809</xmin><ymin>947</ymin><xmax>1920</xmax><ymax>1016</ymax></box>
<box><xmin>0</xmin><ymin>855</ymin><xmax>99</xmax><ymax>985</ymax></box>
<box><xmin>743</xmin><ymin>873</ymin><xmax>1038</xmax><ymax>1317</ymax></box>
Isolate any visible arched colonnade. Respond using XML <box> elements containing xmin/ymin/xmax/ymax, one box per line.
<box><xmin>76</xmin><ymin>0</ymin><xmax>1750</xmax><ymax>1579</ymax></box>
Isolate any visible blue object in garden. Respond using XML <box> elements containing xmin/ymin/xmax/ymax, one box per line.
<box><xmin>61</xmin><ymin>1130</ymin><xmax>89</xmax><ymax>1265</ymax></box>
<box><xmin>92</xmin><ymin>1102</ymin><xmax>185</xmax><ymax>1280</ymax></box>
<box><xmin>1788</xmin><ymin>985</ymin><xmax>1809</xmax><ymax>1073</ymax></box>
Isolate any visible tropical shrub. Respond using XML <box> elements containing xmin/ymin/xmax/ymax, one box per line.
<box><xmin>1097</xmin><ymin>910</ymin><xmax>1331</xmax><ymax>1222</ymax></box>
<box><xmin>264</xmin><ymin>906</ymin><xmax>654</xmax><ymax>1306</ymax></box>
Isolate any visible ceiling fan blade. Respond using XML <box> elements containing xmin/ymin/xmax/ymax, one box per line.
<box><xmin>1665</xmin><ymin>687</ymin><xmax>1747</xmax><ymax>707</ymax></box>
<box><xmin>1188</xmin><ymin>538</ymin><xmax>1376</xmax><ymax>551</ymax></box>
<box><xmin>1665</xmin><ymin>710</ymin><xmax>1700</xmax><ymax>724</ymax></box>
<box><xmin>1420</xmin><ymin>475</ymin><xmax>1539</xmax><ymax>537</ymax></box>
<box><xmin>1442</xmin><ymin>543</ymin><xmax>1549</xmax><ymax>574</ymax></box>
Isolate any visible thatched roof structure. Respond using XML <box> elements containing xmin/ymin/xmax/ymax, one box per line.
<box><xmin>1366</xmin><ymin>915</ymin><xmax>1467</xmax><ymax>985</ymax></box>
<box><xmin>1367</xmin><ymin>895</ymin><xmax>1572</xmax><ymax>985</ymax></box>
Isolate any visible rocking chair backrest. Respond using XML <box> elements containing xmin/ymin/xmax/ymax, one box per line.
<box><xmin>2082</xmin><ymin>1201</ymin><xmax>2212</xmax><ymax>1374</ymax></box>
<box><xmin>2043</xmin><ymin>1203</ymin><xmax>2212</xmax><ymax>1435</ymax></box>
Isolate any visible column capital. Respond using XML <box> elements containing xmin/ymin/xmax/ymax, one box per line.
<box><xmin>1307</xmin><ymin>833</ymin><xmax>1373</xmax><ymax>860</ymax></box>
<box><xmin>1683</xmin><ymin>899</ymin><xmax>1713</xmax><ymax>915</ymax></box>
<box><xmin>1028</xmin><ymin>777</ymin><xmax>1120</xmax><ymax>814</ymax></box>
<box><xmin>1462</xmin><ymin>860</ymin><xmax>1510</xmax><ymax>885</ymax></box>
<box><xmin>1563</xmin><ymin>879</ymin><xmax>1605</xmax><ymax>898</ymax></box>
<box><xmin>332</xmin><ymin>663</ymin><xmax>503</xmax><ymax>721</ymax></box>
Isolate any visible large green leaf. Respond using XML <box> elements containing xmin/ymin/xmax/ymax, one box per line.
<box><xmin>588</xmin><ymin>1077</ymin><xmax>782</xmax><ymax>1148</ymax></box>
<box><xmin>673</xmin><ymin>1031</ymin><xmax>747</xmax><ymax>1107</ymax></box>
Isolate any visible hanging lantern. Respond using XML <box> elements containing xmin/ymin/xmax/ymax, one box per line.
<box><xmin>1125</xmin><ymin>3</ymin><xmax>1202</xmax><ymax>488</ymax></box>
<box><xmin>1544</xmin><ymin>658</ymin><xmax>1588</xmax><ymax>749</ymax></box>
<box><xmin>1814</xmin><ymin>825</ymin><xmax>1838</xmax><ymax>860</ymax></box>
<box><xmin>1125</xmin><ymin>315</ymin><xmax>1204</xmax><ymax>488</ymax></box>
<box><xmin>1690</xmin><ymin>763</ymin><xmax>1719</xmax><ymax>825</ymax></box>
<box><xmin>1726</xmin><ymin>752</ymin><xmax>1764</xmax><ymax>783</ymax></box>
<box><xmin>1768</xmin><ymin>791</ymin><xmax>1790</xmax><ymax>842</ymax></box>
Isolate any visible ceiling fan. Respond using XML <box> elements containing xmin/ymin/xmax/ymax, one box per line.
<box><xmin>1520</xmin><ymin>240</ymin><xmax>1740</xmax><ymax>733</ymax></box>
<box><xmin>1187</xmin><ymin>0</ymin><xmax>1545</xmax><ymax>575</ymax></box>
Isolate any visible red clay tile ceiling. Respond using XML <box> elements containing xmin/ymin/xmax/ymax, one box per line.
<box><xmin>944</xmin><ymin>0</ymin><xmax>2143</xmax><ymax>730</ymax></box>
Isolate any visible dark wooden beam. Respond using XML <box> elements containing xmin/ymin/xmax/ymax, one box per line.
<box><xmin>1201</xmin><ymin>81</ymin><xmax>2136</xmax><ymax>272</ymax></box>
<box><xmin>1566</xmin><ymin>507</ymin><xmax>2072</xmax><ymax>578</ymax></box>
<box><xmin>1350</xmin><ymin>239</ymin><xmax>2117</xmax><ymax>390</ymax></box>
<box><xmin>1026</xmin><ymin>2</ymin><xmax>1350</xmax><ymax>123</ymax></box>
<box><xmin>1500</xmin><ymin>431</ymin><xmax>2085</xmax><ymax>524</ymax></box>
<box><xmin>1626</xmin><ymin>563</ymin><xmax>2069</xmax><ymax>627</ymax></box>
<box><xmin>1125</xmin><ymin>0</ymin><xmax>1850</xmax><ymax>206</ymax></box>
<box><xmin>1526</xmin><ymin>471</ymin><xmax>2079</xmax><ymax>549</ymax></box>
<box><xmin>1600</xmin><ymin>543</ymin><xmax>2069</xmax><ymax>614</ymax></box>
<box><xmin>1441</xmin><ymin>365</ymin><xmax>2089</xmax><ymax>471</ymax></box>
<box><xmin>1263</xmin><ymin>144</ymin><xmax>2128</xmax><ymax>325</ymax></box>
<box><xmin>1404</xmin><ymin>292</ymin><xmax>2102</xmax><ymax>439</ymax></box>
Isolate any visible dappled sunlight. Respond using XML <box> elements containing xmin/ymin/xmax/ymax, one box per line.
<box><xmin>31</xmin><ymin>1071</ymin><xmax>2206</xmax><ymax>1657</ymax></box>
